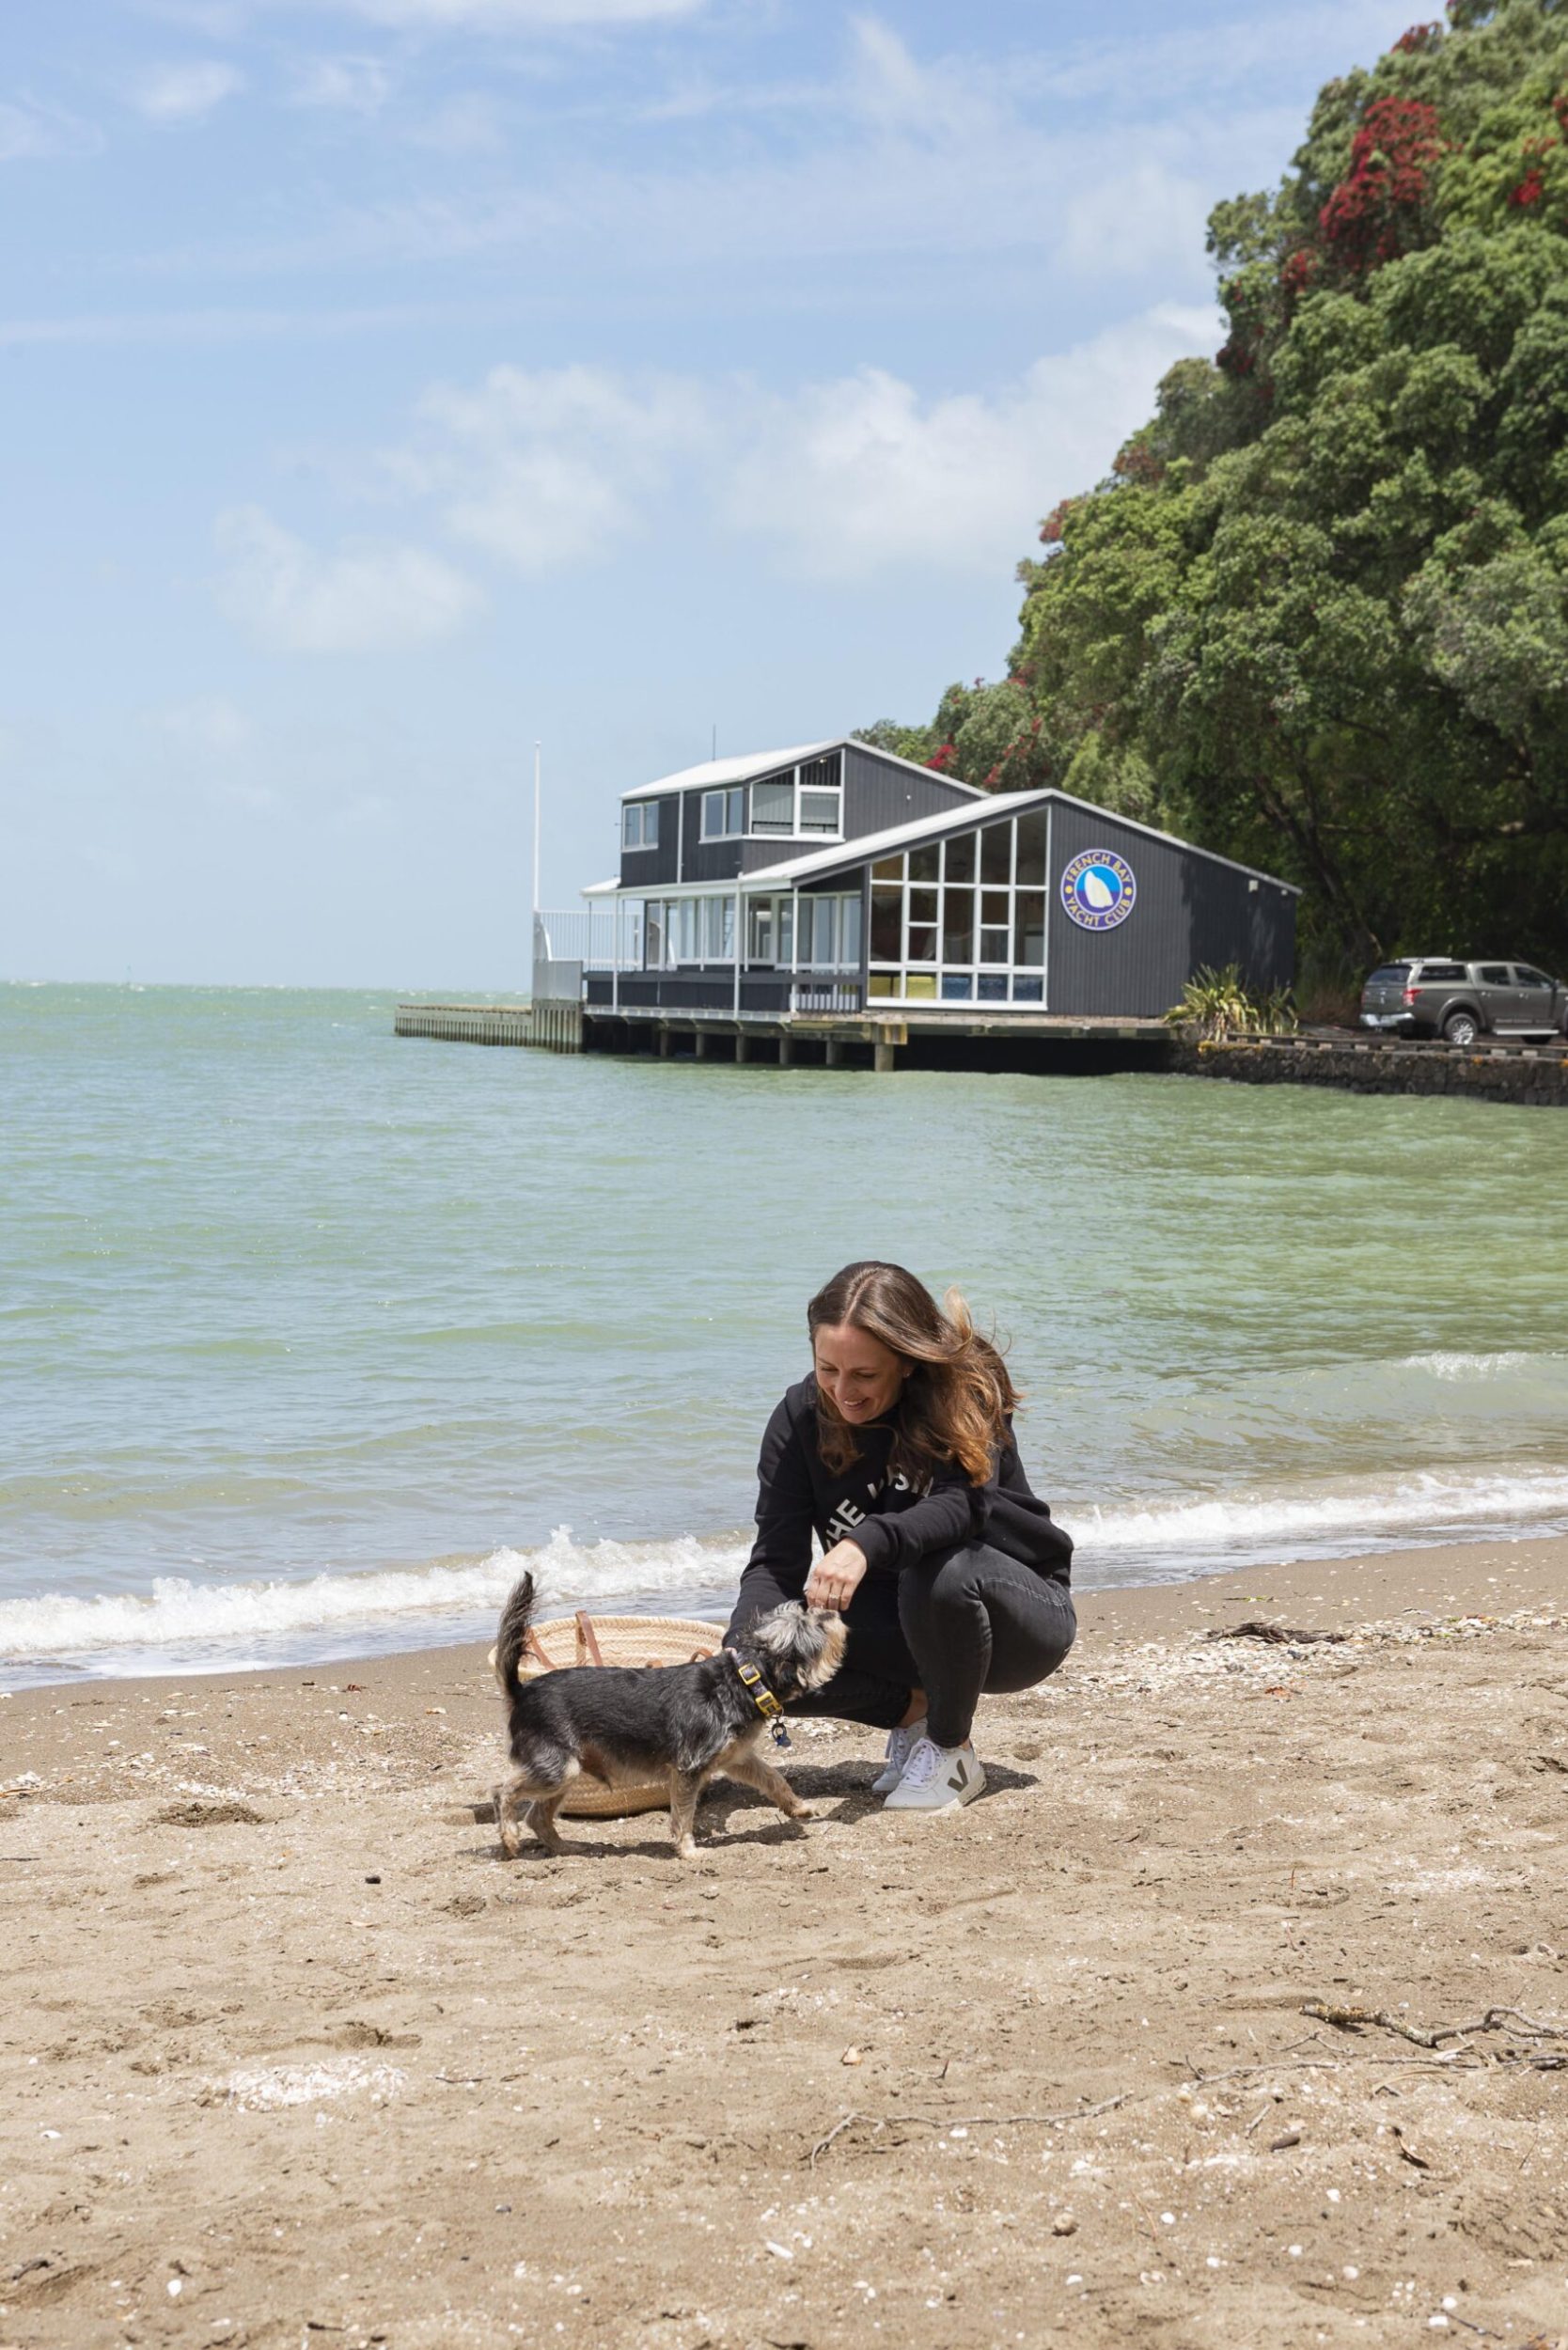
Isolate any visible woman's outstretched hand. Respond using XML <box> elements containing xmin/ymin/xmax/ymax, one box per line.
<box><xmin>806</xmin><ymin>1539</ymin><xmax>868</xmax><ymax>1613</ymax></box>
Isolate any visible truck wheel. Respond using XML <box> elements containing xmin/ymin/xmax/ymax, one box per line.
<box><xmin>1443</xmin><ymin>1010</ymin><xmax>1479</xmax><ymax>1046</ymax></box>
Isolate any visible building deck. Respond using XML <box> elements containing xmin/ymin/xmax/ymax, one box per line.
<box><xmin>394</xmin><ymin>1000</ymin><xmax>1173</xmax><ymax>1070</ymax></box>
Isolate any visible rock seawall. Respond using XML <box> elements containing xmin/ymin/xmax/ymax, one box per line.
<box><xmin>1175</xmin><ymin>1033</ymin><xmax>1568</xmax><ymax>1107</ymax></box>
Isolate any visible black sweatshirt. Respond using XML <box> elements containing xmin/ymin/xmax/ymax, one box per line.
<box><xmin>745</xmin><ymin>1377</ymin><xmax>1074</xmax><ymax>1586</ymax></box>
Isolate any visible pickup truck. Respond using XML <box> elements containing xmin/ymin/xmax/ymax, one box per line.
<box><xmin>1360</xmin><ymin>958</ymin><xmax>1568</xmax><ymax>1045</ymax></box>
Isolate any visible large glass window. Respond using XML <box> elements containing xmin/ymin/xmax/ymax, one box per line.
<box><xmin>863</xmin><ymin>811</ymin><xmax>1052</xmax><ymax>1004</ymax></box>
<box><xmin>622</xmin><ymin>801</ymin><xmax>660</xmax><ymax>850</ymax></box>
<box><xmin>792</xmin><ymin>893</ymin><xmax>860</xmax><ymax>969</ymax></box>
<box><xmin>980</xmin><ymin>823</ymin><xmax>1011</xmax><ymax>884</ymax></box>
<box><xmin>799</xmin><ymin>754</ymin><xmax>842</xmax><ymax>833</ymax></box>
<box><xmin>751</xmin><ymin>779</ymin><xmax>793</xmax><ymax>835</ymax></box>
<box><xmin>639</xmin><ymin>895</ymin><xmax>734</xmax><ymax>967</ymax></box>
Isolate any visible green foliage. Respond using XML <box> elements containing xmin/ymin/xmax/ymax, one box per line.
<box><xmin>1165</xmin><ymin>965</ymin><xmax>1298</xmax><ymax>1039</ymax></box>
<box><xmin>858</xmin><ymin>678</ymin><xmax>1055</xmax><ymax>792</ymax></box>
<box><xmin>868</xmin><ymin>0</ymin><xmax>1568</xmax><ymax>969</ymax></box>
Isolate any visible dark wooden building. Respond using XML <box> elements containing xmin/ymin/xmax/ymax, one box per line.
<box><xmin>580</xmin><ymin>738</ymin><xmax>1297</xmax><ymax>1023</ymax></box>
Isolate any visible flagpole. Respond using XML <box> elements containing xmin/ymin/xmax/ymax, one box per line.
<box><xmin>531</xmin><ymin>740</ymin><xmax>542</xmax><ymax>972</ymax></box>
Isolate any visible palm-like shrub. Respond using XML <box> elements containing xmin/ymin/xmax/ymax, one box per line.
<box><xmin>1166</xmin><ymin>965</ymin><xmax>1298</xmax><ymax>1038</ymax></box>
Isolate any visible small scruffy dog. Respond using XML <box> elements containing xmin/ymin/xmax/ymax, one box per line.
<box><xmin>492</xmin><ymin>1573</ymin><xmax>846</xmax><ymax>1859</ymax></box>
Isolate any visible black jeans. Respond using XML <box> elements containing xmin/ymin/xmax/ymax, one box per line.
<box><xmin>727</xmin><ymin>1543</ymin><xmax>1076</xmax><ymax>1749</ymax></box>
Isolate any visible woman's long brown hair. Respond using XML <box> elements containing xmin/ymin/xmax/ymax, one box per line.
<box><xmin>807</xmin><ymin>1260</ymin><xmax>1019</xmax><ymax>1486</ymax></box>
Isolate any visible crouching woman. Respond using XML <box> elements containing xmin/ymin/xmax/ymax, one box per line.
<box><xmin>726</xmin><ymin>1260</ymin><xmax>1074</xmax><ymax>1813</ymax></box>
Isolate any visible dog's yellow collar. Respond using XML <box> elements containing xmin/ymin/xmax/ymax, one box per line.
<box><xmin>732</xmin><ymin>1656</ymin><xmax>782</xmax><ymax>1718</ymax></box>
<box><xmin>727</xmin><ymin>1651</ymin><xmax>791</xmax><ymax>1745</ymax></box>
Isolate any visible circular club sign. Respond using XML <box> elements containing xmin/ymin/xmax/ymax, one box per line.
<box><xmin>1060</xmin><ymin>848</ymin><xmax>1137</xmax><ymax>932</ymax></box>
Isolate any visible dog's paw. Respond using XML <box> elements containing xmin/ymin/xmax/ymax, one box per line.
<box><xmin>674</xmin><ymin>1839</ymin><xmax>699</xmax><ymax>1860</ymax></box>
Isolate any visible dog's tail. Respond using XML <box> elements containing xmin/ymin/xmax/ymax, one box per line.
<box><xmin>494</xmin><ymin>1572</ymin><xmax>537</xmax><ymax>1702</ymax></box>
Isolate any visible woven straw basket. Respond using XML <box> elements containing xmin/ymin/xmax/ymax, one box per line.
<box><xmin>492</xmin><ymin>1610</ymin><xmax>723</xmax><ymax>1817</ymax></box>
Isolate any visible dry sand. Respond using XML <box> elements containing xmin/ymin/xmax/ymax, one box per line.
<box><xmin>2</xmin><ymin>1537</ymin><xmax>1566</xmax><ymax>2350</ymax></box>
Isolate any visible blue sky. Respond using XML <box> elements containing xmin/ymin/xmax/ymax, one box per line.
<box><xmin>4</xmin><ymin>0</ymin><xmax>1416</xmax><ymax>985</ymax></box>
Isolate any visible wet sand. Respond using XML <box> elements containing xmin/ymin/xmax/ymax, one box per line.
<box><xmin>2</xmin><ymin>1536</ymin><xmax>1566</xmax><ymax>2348</ymax></box>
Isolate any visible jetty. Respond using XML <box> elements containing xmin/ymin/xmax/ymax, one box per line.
<box><xmin>393</xmin><ymin>998</ymin><xmax>1170</xmax><ymax>1073</ymax></box>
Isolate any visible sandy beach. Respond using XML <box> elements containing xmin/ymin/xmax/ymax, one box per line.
<box><xmin>3</xmin><ymin>1537</ymin><xmax>1566</xmax><ymax>2350</ymax></box>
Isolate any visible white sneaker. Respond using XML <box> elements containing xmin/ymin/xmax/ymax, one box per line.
<box><xmin>882</xmin><ymin>1736</ymin><xmax>985</xmax><ymax>1812</ymax></box>
<box><xmin>871</xmin><ymin>1716</ymin><xmax>928</xmax><ymax>1796</ymax></box>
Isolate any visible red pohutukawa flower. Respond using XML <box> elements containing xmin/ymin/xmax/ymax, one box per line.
<box><xmin>1319</xmin><ymin>95</ymin><xmax>1446</xmax><ymax>271</ymax></box>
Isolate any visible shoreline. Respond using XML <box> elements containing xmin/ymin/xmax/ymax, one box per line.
<box><xmin>4</xmin><ymin>1530</ymin><xmax>1565</xmax><ymax>2348</ymax></box>
<box><xmin>6</xmin><ymin>1524</ymin><xmax>1568</xmax><ymax>1702</ymax></box>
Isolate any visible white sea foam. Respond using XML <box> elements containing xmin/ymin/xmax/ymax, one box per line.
<box><xmin>0</xmin><ymin>1526</ymin><xmax>748</xmax><ymax>1662</ymax></box>
<box><xmin>1073</xmin><ymin>1465</ymin><xmax>1568</xmax><ymax>1557</ymax></box>
<box><xmin>5</xmin><ymin>1469</ymin><xmax>1568</xmax><ymax>1677</ymax></box>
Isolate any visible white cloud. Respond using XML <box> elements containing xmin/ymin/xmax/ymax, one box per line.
<box><xmin>290</xmin><ymin>55</ymin><xmax>394</xmax><ymax>113</ymax></box>
<box><xmin>215</xmin><ymin>505</ymin><xmax>484</xmax><ymax>651</ymax></box>
<box><xmin>0</xmin><ymin>97</ymin><xmax>101</xmax><ymax>162</ymax></box>
<box><xmin>720</xmin><ymin>307</ymin><xmax>1219</xmax><ymax>577</ymax></box>
<box><xmin>353</xmin><ymin>305</ymin><xmax>1218</xmax><ymax>587</ymax></box>
<box><xmin>406</xmin><ymin>364</ymin><xmax>706</xmax><ymax>570</ymax></box>
<box><xmin>131</xmin><ymin>61</ymin><xmax>245</xmax><ymax>120</ymax></box>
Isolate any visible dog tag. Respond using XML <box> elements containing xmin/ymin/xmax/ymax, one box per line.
<box><xmin>770</xmin><ymin>1719</ymin><xmax>792</xmax><ymax>1748</ymax></box>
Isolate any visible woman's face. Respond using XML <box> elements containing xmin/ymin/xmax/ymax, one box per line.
<box><xmin>812</xmin><ymin>1321</ymin><xmax>908</xmax><ymax>1425</ymax></box>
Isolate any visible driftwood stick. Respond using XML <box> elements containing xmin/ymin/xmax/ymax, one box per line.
<box><xmin>1207</xmin><ymin>1622</ymin><xmax>1347</xmax><ymax>1645</ymax></box>
<box><xmin>1304</xmin><ymin>1998</ymin><xmax>1568</xmax><ymax>2049</ymax></box>
<box><xmin>1302</xmin><ymin>2000</ymin><xmax>1444</xmax><ymax>2047</ymax></box>
<box><xmin>808</xmin><ymin>2111</ymin><xmax>865</xmax><ymax>2168</ymax></box>
<box><xmin>800</xmin><ymin>2053</ymin><xmax>1481</xmax><ymax>2167</ymax></box>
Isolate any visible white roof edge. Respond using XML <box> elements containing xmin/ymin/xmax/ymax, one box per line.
<box><xmin>586</xmin><ymin>788</ymin><xmax>1300</xmax><ymax>899</ymax></box>
<box><xmin>619</xmin><ymin>735</ymin><xmax>987</xmax><ymax>804</ymax></box>
<box><xmin>581</xmin><ymin>877</ymin><xmax>619</xmax><ymax>898</ymax></box>
<box><xmin>744</xmin><ymin>791</ymin><xmax>1054</xmax><ymax>885</ymax></box>
<box><xmin>745</xmin><ymin>787</ymin><xmax>1301</xmax><ymax>895</ymax></box>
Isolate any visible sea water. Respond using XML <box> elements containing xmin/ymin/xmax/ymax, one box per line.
<box><xmin>4</xmin><ymin>982</ymin><xmax>1566</xmax><ymax>1684</ymax></box>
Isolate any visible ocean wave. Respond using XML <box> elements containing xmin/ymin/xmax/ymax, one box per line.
<box><xmin>5</xmin><ymin>1465</ymin><xmax>1568</xmax><ymax>1677</ymax></box>
<box><xmin>1073</xmin><ymin>1465</ymin><xmax>1568</xmax><ymax>1557</ymax></box>
<box><xmin>1395</xmin><ymin>1351</ymin><xmax>1559</xmax><ymax>1381</ymax></box>
<box><xmin>0</xmin><ymin>1526</ymin><xmax>749</xmax><ymax>1662</ymax></box>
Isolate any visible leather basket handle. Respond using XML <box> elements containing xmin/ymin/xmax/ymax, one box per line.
<box><xmin>574</xmin><ymin>1610</ymin><xmax>605</xmax><ymax>1668</ymax></box>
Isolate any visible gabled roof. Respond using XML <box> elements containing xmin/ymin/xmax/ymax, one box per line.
<box><xmin>619</xmin><ymin>736</ymin><xmax>986</xmax><ymax>803</ymax></box>
<box><xmin>584</xmin><ymin>781</ymin><xmax>1301</xmax><ymax>897</ymax></box>
<box><xmin>745</xmin><ymin>788</ymin><xmax>1302</xmax><ymax>894</ymax></box>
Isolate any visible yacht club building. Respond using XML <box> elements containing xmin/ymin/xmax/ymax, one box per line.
<box><xmin>574</xmin><ymin>736</ymin><xmax>1298</xmax><ymax>1027</ymax></box>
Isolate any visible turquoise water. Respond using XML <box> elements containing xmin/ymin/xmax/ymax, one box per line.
<box><xmin>4</xmin><ymin>982</ymin><xmax>1567</xmax><ymax>1684</ymax></box>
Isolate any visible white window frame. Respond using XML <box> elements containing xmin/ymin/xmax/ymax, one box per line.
<box><xmin>741</xmin><ymin>757</ymin><xmax>845</xmax><ymax>841</ymax></box>
<box><xmin>621</xmin><ymin>801</ymin><xmax>661</xmax><ymax>851</ymax></box>
<box><xmin>701</xmin><ymin>788</ymin><xmax>745</xmax><ymax>840</ymax></box>
<box><xmin>797</xmin><ymin>782</ymin><xmax>842</xmax><ymax>838</ymax></box>
<box><xmin>864</xmin><ymin>817</ymin><xmax>1050</xmax><ymax>1005</ymax></box>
